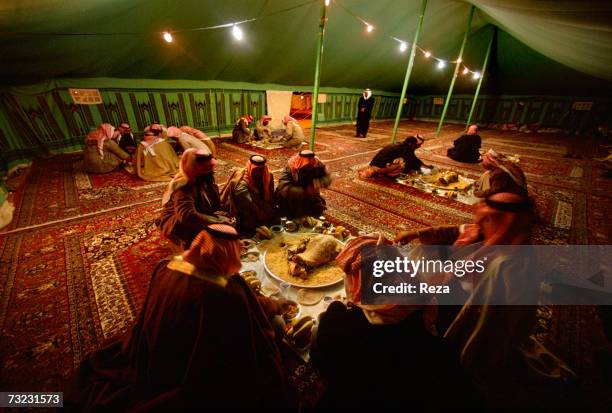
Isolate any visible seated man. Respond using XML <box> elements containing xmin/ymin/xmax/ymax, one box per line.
<box><xmin>447</xmin><ymin>125</ymin><xmax>482</xmax><ymax>163</ymax></box>
<box><xmin>232</xmin><ymin>114</ymin><xmax>253</xmax><ymax>144</ymax></box>
<box><xmin>145</xmin><ymin>122</ymin><xmax>165</xmax><ymax>136</ymax></box>
<box><xmin>310</xmin><ymin>235</ymin><xmax>468</xmax><ymax>410</ymax></box>
<box><xmin>83</xmin><ymin>123</ymin><xmax>130</xmax><ymax>174</ymax></box>
<box><xmin>166</xmin><ymin>126</ymin><xmax>216</xmax><ymax>156</ymax></box>
<box><xmin>474</xmin><ymin>149</ymin><xmax>528</xmax><ymax>198</ymax></box>
<box><xmin>360</xmin><ymin>136</ymin><xmax>432</xmax><ymax>178</ymax></box>
<box><xmin>275</xmin><ymin>150</ymin><xmax>331</xmax><ymax>219</ymax></box>
<box><xmin>115</xmin><ymin>122</ymin><xmax>137</xmax><ymax>155</ymax></box>
<box><xmin>280</xmin><ymin>115</ymin><xmax>306</xmax><ymax>148</ymax></box>
<box><xmin>254</xmin><ymin>115</ymin><xmax>273</xmax><ymax>141</ymax></box>
<box><xmin>66</xmin><ymin>224</ymin><xmax>290</xmax><ymax>411</ymax></box>
<box><xmin>156</xmin><ymin>148</ymin><xmax>232</xmax><ymax>249</ymax></box>
<box><xmin>220</xmin><ymin>155</ymin><xmax>276</xmax><ymax>237</ymax></box>
<box><xmin>180</xmin><ymin>125</ymin><xmax>216</xmax><ymax>156</ymax></box>
<box><xmin>135</xmin><ymin>131</ymin><xmax>179</xmax><ymax>181</ymax></box>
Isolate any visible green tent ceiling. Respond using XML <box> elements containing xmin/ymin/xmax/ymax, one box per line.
<box><xmin>1</xmin><ymin>0</ymin><xmax>611</xmax><ymax>94</ymax></box>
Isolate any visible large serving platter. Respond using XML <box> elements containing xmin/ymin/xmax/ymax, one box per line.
<box><xmin>262</xmin><ymin>232</ymin><xmax>345</xmax><ymax>288</ymax></box>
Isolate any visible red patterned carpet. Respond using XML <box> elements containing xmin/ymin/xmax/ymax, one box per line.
<box><xmin>0</xmin><ymin>120</ymin><xmax>610</xmax><ymax>400</ymax></box>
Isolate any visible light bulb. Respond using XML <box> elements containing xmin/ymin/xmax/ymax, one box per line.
<box><xmin>325</xmin><ymin>0</ymin><xmax>330</xmax><ymax>6</ymax></box>
<box><xmin>162</xmin><ymin>31</ymin><xmax>173</xmax><ymax>43</ymax></box>
<box><xmin>232</xmin><ymin>24</ymin><xmax>243</xmax><ymax>41</ymax></box>
<box><xmin>457</xmin><ymin>58</ymin><xmax>462</xmax><ymax>63</ymax></box>
<box><xmin>366</xmin><ymin>24</ymin><xmax>373</xmax><ymax>33</ymax></box>
<box><xmin>399</xmin><ymin>42</ymin><xmax>408</xmax><ymax>52</ymax></box>
<box><xmin>437</xmin><ymin>60</ymin><xmax>446</xmax><ymax>69</ymax></box>
<box><xmin>424</xmin><ymin>51</ymin><xmax>431</xmax><ymax>58</ymax></box>
<box><xmin>462</xmin><ymin>67</ymin><xmax>469</xmax><ymax>75</ymax></box>
<box><xmin>473</xmin><ymin>71</ymin><xmax>481</xmax><ymax>80</ymax></box>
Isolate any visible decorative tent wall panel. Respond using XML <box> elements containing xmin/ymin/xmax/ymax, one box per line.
<box><xmin>1</xmin><ymin>82</ymin><xmax>610</xmax><ymax>175</ymax></box>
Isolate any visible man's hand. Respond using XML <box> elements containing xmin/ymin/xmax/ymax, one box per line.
<box><xmin>278</xmin><ymin>299</ymin><xmax>297</xmax><ymax>314</ymax></box>
<box><xmin>394</xmin><ymin>230</ymin><xmax>419</xmax><ymax>245</ymax></box>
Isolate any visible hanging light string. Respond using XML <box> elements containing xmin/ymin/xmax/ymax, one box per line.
<box><xmin>0</xmin><ymin>0</ymin><xmax>317</xmax><ymax>37</ymax></box>
<box><xmin>332</xmin><ymin>0</ymin><xmax>482</xmax><ymax>79</ymax></box>
<box><xmin>3</xmin><ymin>0</ymin><xmax>481</xmax><ymax>79</ymax></box>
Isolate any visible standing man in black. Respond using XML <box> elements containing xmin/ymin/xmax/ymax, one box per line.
<box><xmin>356</xmin><ymin>88</ymin><xmax>375</xmax><ymax>138</ymax></box>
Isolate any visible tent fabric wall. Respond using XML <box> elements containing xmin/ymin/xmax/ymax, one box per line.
<box><xmin>0</xmin><ymin>1</ymin><xmax>611</xmax><ymax>94</ymax></box>
<box><xmin>1</xmin><ymin>77</ymin><xmax>609</xmax><ymax>176</ymax></box>
<box><xmin>0</xmin><ymin>80</ymin><xmax>404</xmax><ymax>173</ymax></box>
<box><xmin>1</xmin><ymin>1</ymin><xmax>611</xmax><ymax>174</ymax></box>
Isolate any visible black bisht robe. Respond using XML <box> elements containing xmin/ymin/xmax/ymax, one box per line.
<box><xmin>447</xmin><ymin>134</ymin><xmax>482</xmax><ymax>163</ymax></box>
<box><xmin>356</xmin><ymin>96</ymin><xmax>375</xmax><ymax>137</ymax></box>
<box><xmin>369</xmin><ymin>143</ymin><xmax>423</xmax><ymax>173</ymax></box>
<box><xmin>118</xmin><ymin>133</ymin><xmax>137</xmax><ymax>153</ymax></box>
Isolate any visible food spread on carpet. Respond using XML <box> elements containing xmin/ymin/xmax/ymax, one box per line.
<box><xmin>397</xmin><ymin>167</ymin><xmax>479</xmax><ymax>205</ymax></box>
<box><xmin>1</xmin><ymin>121</ymin><xmax>608</xmax><ymax>404</ymax></box>
<box><xmin>245</xmin><ymin>130</ymin><xmax>287</xmax><ymax>149</ymax></box>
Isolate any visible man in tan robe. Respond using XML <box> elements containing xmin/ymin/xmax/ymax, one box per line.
<box><xmin>135</xmin><ymin>131</ymin><xmax>179</xmax><ymax>181</ymax></box>
<box><xmin>280</xmin><ymin>115</ymin><xmax>306</xmax><ymax>149</ymax></box>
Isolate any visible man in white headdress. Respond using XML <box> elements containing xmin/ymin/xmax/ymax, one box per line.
<box><xmin>356</xmin><ymin>88</ymin><xmax>375</xmax><ymax>138</ymax></box>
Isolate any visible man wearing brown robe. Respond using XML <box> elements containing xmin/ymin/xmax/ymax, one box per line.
<box><xmin>232</xmin><ymin>114</ymin><xmax>254</xmax><ymax>144</ymax></box>
<box><xmin>66</xmin><ymin>224</ymin><xmax>290</xmax><ymax>410</ymax></box>
<box><xmin>156</xmin><ymin>148</ymin><xmax>232</xmax><ymax>249</ymax></box>
<box><xmin>220</xmin><ymin>155</ymin><xmax>276</xmax><ymax>237</ymax></box>
<box><xmin>275</xmin><ymin>150</ymin><xmax>331</xmax><ymax>218</ymax></box>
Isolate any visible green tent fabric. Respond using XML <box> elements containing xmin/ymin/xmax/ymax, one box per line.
<box><xmin>1</xmin><ymin>0</ymin><xmax>611</xmax><ymax>94</ymax></box>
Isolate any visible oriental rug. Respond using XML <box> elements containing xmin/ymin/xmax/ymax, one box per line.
<box><xmin>0</xmin><ymin>121</ymin><xmax>609</xmax><ymax>405</ymax></box>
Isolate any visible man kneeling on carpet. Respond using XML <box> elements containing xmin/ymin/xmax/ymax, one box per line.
<box><xmin>220</xmin><ymin>155</ymin><xmax>277</xmax><ymax>237</ymax></box>
<box><xmin>66</xmin><ymin>224</ymin><xmax>291</xmax><ymax>411</ymax></box>
<box><xmin>276</xmin><ymin>150</ymin><xmax>331</xmax><ymax>219</ymax></box>
<box><xmin>156</xmin><ymin>148</ymin><xmax>234</xmax><ymax>249</ymax></box>
<box><xmin>359</xmin><ymin>135</ymin><xmax>432</xmax><ymax>178</ymax></box>
<box><xmin>83</xmin><ymin>123</ymin><xmax>130</xmax><ymax>174</ymax></box>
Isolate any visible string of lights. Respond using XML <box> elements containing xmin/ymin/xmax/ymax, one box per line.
<box><xmin>2</xmin><ymin>0</ymin><xmax>482</xmax><ymax>80</ymax></box>
<box><xmin>331</xmin><ymin>0</ymin><xmax>482</xmax><ymax>80</ymax></box>
<box><xmin>1</xmin><ymin>0</ymin><xmax>317</xmax><ymax>39</ymax></box>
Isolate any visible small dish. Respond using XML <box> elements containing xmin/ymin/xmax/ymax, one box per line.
<box><xmin>284</xmin><ymin>221</ymin><xmax>298</xmax><ymax>232</ymax></box>
<box><xmin>239</xmin><ymin>270</ymin><xmax>257</xmax><ymax>278</ymax></box>
<box><xmin>270</xmin><ymin>225</ymin><xmax>284</xmax><ymax>233</ymax></box>
<box><xmin>282</xmin><ymin>303</ymin><xmax>301</xmax><ymax>322</ymax></box>
<box><xmin>240</xmin><ymin>251</ymin><xmax>260</xmax><ymax>262</ymax></box>
<box><xmin>240</xmin><ymin>239</ymin><xmax>256</xmax><ymax>249</ymax></box>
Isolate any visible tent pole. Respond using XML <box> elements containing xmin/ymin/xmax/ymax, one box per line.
<box><xmin>465</xmin><ymin>27</ymin><xmax>494</xmax><ymax>130</ymax></box>
<box><xmin>309</xmin><ymin>0</ymin><xmax>328</xmax><ymax>151</ymax></box>
<box><xmin>435</xmin><ymin>5</ymin><xmax>474</xmax><ymax>137</ymax></box>
<box><xmin>390</xmin><ymin>0</ymin><xmax>428</xmax><ymax>144</ymax></box>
